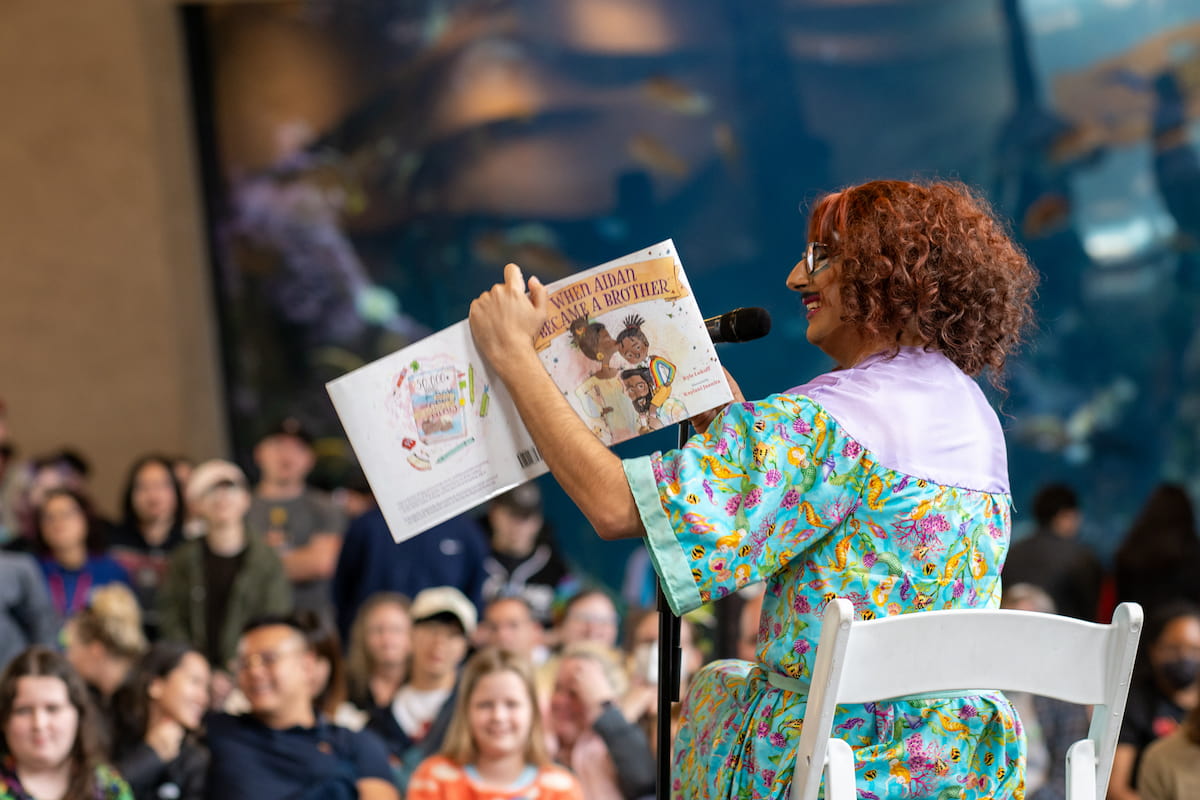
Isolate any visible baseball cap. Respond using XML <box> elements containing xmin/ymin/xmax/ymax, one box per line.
<box><xmin>259</xmin><ymin>416</ymin><xmax>314</xmax><ymax>447</ymax></box>
<box><xmin>185</xmin><ymin>459</ymin><xmax>248</xmax><ymax>505</ymax></box>
<box><xmin>410</xmin><ymin>586</ymin><xmax>477</xmax><ymax>636</ymax></box>
<box><xmin>491</xmin><ymin>482</ymin><xmax>542</xmax><ymax>518</ymax></box>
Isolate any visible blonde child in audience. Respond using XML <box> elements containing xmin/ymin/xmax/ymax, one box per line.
<box><xmin>63</xmin><ymin>585</ymin><xmax>147</xmax><ymax>706</ymax></box>
<box><xmin>406</xmin><ymin>648</ymin><xmax>582</xmax><ymax>800</ymax></box>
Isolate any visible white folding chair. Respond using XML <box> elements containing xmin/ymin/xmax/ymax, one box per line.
<box><xmin>789</xmin><ymin>599</ymin><xmax>1143</xmax><ymax>800</ymax></box>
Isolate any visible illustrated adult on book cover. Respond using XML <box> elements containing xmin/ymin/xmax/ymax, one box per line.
<box><xmin>466</xmin><ymin>179</ymin><xmax>1039</xmax><ymax>799</ymax></box>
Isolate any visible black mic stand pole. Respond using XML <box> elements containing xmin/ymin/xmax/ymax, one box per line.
<box><xmin>655</xmin><ymin>420</ymin><xmax>688</xmax><ymax>800</ymax></box>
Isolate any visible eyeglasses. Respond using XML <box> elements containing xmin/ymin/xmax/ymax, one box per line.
<box><xmin>798</xmin><ymin>242</ymin><xmax>832</xmax><ymax>281</ymax></box>
<box><xmin>232</xmin><ymin>647</ymin><xmax>304</xmax><ymax>673</ymax></box>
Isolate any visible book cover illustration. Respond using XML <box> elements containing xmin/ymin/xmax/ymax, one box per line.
<box><xmin>327</xmin><ymin>240</ymin><xmax>730</xmax><ymax>543</ymax></box>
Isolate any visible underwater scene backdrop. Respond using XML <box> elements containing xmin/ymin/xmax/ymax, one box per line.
<box><xmin>183</xmin><ymin>0</ymin><xmax>1200</xmax><ymax>581</ymax></box>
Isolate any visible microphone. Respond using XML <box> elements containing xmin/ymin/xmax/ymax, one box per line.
<box><xmin>704</xmin><ymin>307</ymin><xmax>772</xmax><ymax>343</ymax></box>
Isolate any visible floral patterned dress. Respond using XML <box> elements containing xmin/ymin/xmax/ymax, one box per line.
<box><xmin>624</xmin><ymin>347</ymin><xmax>1025</xmax><ymax>800</ymax></box>
<box><xmin>0</xmin><ymin>759</ymin><xmax>132</xmax><ymax>800</ymax></box>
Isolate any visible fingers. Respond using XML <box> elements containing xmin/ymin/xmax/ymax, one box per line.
<box><xmin>723</xmin><ymin>367</ymin><xmax>745</xmax><ymax>403</ymax></box>
<box><xmin>528</xmin><ymin>274</ymin><xmax>548</xmax><ymax>311</ymax></box>
<box><xmin>504</xmin><ymin>262</ymin><xmax>525</xmax><ymax>292</ymax></box>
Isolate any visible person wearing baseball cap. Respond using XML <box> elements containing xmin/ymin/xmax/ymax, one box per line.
<box><xmin>158</xmin><ymin>460</ymin><xmax>293</xmax><ymax>691</ymax></box>
<box><xmin>366</xmin><ymin>586</ymin><xmax>474</xmax><ymax>792</ymax></box>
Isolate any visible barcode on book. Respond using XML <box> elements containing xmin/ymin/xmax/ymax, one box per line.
<box><xmin>517</xmin><ymin>447</ymin><xmax>543</xmax><ymax>468</ymax></box>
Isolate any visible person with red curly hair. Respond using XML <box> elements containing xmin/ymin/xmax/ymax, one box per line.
<box><xmin>467</xmin><ymin>179</ymin><xmax>1037</xmax><ymax>799</ymax></box>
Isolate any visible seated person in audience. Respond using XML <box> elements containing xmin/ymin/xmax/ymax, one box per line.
<box><xmin>0</xmin><ymin>646</ymin><xmax>132</xmax><ymax>800</ymax></box>
<box><xmin>479</xmin><ymin>596</ymin><xmax>549</xmax><ymax>667</ymax></box>
<box><xmin>206</xmin><ymin>615</ymin><xmax>398</xmax><ymax>800</ymax></box>
<box><xmin>999</xmin><ymin>583</ymin><xmax>1091</xmax><ymax>800</ymax></box>
<box><xmin>548</xmin><ymin>642</ymin><xmax>656</xmax><ymax>800</ymax></box>
<box><xmin>1138</xmin><ymin>701</ymin><xmax>1200</xmax><ymax>800</ymax></box>
<box><xmin>1109</xmin><ymin>602</ymin><xmax>1200</xmax><ymax>800</ymax></box>
<box><xmin>345</xmin><ymin>593</ymin><xmax>412</xmax><ymax>716</ymax></box>
<box><xmin>407</xmin><ymin>648</ymin><xmax>583</xmax><ymax>800</ymax></box>
<box><xmin>109</xmin><ymin>454</ymin><xmax>187</xmax><ymax>639</ymax></box>
<box><xmin>111</xmin><ymin>642</ymin><xmax>211</xmax><ymax>800</ymax></box>
<box><xmin>622</xmin><ymin>609</ymin><xmax>704</xmax><ymax>760</ymax></box>
<box><xmin>0</xmin><ymin>549</ymin><xmax>57</xmax><ymax>671</ymax></box>
<box><xmin>367</xmin><ymin>587</ymin><xmax>474</xmax><ymax>784</ymax></box>
<box><xmin>1002</xmin><ymin>482</ymin><xmax>1102</xmax><ymax>621</ymax></box>
<box><xmin>156</xmin><ymin>460</ymin><xmax>292</xmax><ymax>693</ymax></box>
<box><xmin>555</xmin><ymin>590</ymin><xmax>620</xmax><ymax>652</ymax></box>
<box><xmin>247</xmin><ymin>418</ymin><xmax>345</xmax><ymax>622</ymax></box>
<box><xmin>480</xmin><ymin>483</ymin><xmax>575</xmax><ymax>628</ymax></box>
<box><xmin>63</xmin><ymin>584</ymin><xmax>147</xmax><ymax>736</ymax></box>
<box><xmin>297</xmin><ymin>610</ymin><xmax>368</xmax><ymax>731</ymax></box>
<box><xmin>332</xmin><ymin>509</ymin><xmax>488</xmax><ymax>645</ymax></box>
<box><xmin>34</xmin><ymin>488</ymin><xmax>130</xmax><ymax>620</ymax></box>
<box><xmin>13</xmin><ymin>449</ymin><xmax>112</xmax><ymax>546</ymax></box>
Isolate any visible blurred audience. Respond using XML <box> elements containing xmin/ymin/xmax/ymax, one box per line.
<box><xmin>1000</xmin><ymin>583</ymin><xmax>1092</xmax><ymax>800</ymax></box>
<box><xmin>1114</xmin><ymin>484</ymin><xmax>1200</xmax><ymax>619</ymax></box>
<box><xmin>479</xmin><ymin>596</ymin><xmax>548</xmax><ymax>667</ymax></box>
<box><xmin>332</xmin><ymin>509</ymin><xmax>488</xmax><ymax>644</ymax></box>
<box><xmin>157</xmin><ymin>460</ymin><xmax>292</xmax><ymax>682</ymax></box>
<box><xmin>34</xmin><ymin>489</ymin><xmax>130</xmax><ymax>620</ymax></box>
<box><xmin>109</xmin><ymin>455</ymin><xmax>187</xmax><ymax>639</ymax></box>
<box><xmin>480</xmin><ymin>483</ymin><xmax>575</xmax><ymax>628</ymax></box>
<box><xmin>63</xmin><ymin>584</ymin><xmax>147</xmax><ymax>728</ymax></box>
<box><xmin>1138</xmin><ymin>701</ymin><xmax>1200</xmax><ymax>800</ymax></box>
<box><xmin>111</xmin><ymin>642</ymin><xmax>210</xmax><ymax>800</ymax></box>
<box><xmin>547</xmin><ymin>642</ymin><xmax>656</xmax><ymax>800</ymax></box>
<box><xmin>407</xmin><ymin>648</ymin><xmax>584</xmax><ymax>800</ymax></box>
<box><xmin>206</xmin><ymin>615</ymin><xmax>397</xmax><ymax>800</ymax></box>
<box><xmin>0</xmin><ymin>646</ymin><xmax>131</xmax><ymax>800</ymax></box>
<box><xmin>0</xmin><ymin>399</ymin><xmax>18</xmax><ymax>542</ymax></box>
<box><xmin>345</xmin><ymin>593</ymin><xmax>412</xmax><ymax>716</ymax></box>
<box><xmin>1109</xmin><ymin>602</ymin><xmax>1200</xmax><ymax>800</ymax></box>
<box><xmin>297</xmin><ymin>610</ymin><xmax>368</xmax><ymax>730</ymax></box>
<box><xmin>555</xmin><ymin>590</ymin><xmax>620</xmax><ymax>652</ymax></box>
<box><xmin>1002</xmin><ymin>482</ymin><xmax>1103</xmax><ymax>620</ymax></box>
<box><xmin>367</xmin><ymin>587</ymin><xmax>474</xmax><ymax>785</ymax></box>
<box><xmin>14</xmin><ymin>450</ymin><xmax>111</xmax><ymax>546</ymax></box>
<box><xmin>247</xmin><ymin>418</ymin><xmax>345</xmax><ymax>622</ymax></box>
<box><xmin>0</xmin><ymin>550</ymin><xmax>57</xmax><ymax>671</ymax></box>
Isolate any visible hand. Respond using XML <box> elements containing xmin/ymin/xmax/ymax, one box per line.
<box><xmin>468</xmin><ymin>263</ymin><xmax>549</xmax><ymax>382</ymax></box>
<box><xmin>563</xmin><ymin>657</ymin><xmax>617</xmax><ymax>724</ymax></box>
<box><xmin>689</xmin><ymin>367</ymin><xmax>745</xmax><ymax>434</ymax></box>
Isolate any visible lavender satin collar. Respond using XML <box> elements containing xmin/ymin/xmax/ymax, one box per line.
<box><xmin>787</xmin><ymin>348</ymin><xmax>1009</xmax><ymax>494</ymax></box>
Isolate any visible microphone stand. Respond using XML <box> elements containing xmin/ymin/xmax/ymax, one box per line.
<box><xmin>655</xmin><ymin>420</ymin><xmax>688</xmax><ymax>800</ymax></box>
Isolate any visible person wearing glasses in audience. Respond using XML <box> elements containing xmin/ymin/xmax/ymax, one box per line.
<box><xmin>206</xmin><ymin>615</ymin><xmax>398</xmax><ymax>800</ymax></box>
<box><xmin>156</xmin><ymin>461</ymin><xmax>292</xmax><ymax>706</ymax></box>
<box><xmin>467</xmin><ymin>179</ymin><xmax>1037</xmax><ymax>799</ymax></box>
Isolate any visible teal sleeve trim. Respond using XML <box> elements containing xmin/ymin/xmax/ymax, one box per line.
<box><xmin>623</xmin><ymin>456</ymin><xmax>703</xmax><ymax>616</ymax></box>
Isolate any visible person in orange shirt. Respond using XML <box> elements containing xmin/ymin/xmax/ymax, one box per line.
<box><xmin>406</xmin><ymin>648</ymin><xmax>582</xmax><ymax>800</ymax></box>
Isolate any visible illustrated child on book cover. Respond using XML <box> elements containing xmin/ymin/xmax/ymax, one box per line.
<box><xmin>568</xmin><ymin>316</ymin><xmax>638</xmax><ymax>445</ymax></box>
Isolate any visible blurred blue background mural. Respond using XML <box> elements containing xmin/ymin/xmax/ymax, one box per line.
<box><xmin>182</xmin><ymin>0</ymin><xmax>1200</xmax><ymax>583</ymax></box>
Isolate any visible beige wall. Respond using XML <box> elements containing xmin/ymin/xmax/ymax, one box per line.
<box><xmin>0</xmin><ymin>0</ymin><xmax>226</xmax><ymax>516</ymax></box>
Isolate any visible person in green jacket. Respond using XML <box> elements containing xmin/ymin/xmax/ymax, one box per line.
<box><xmin>157</xmin><ymin>460</ymin><xmax>291</xmax><ymax>705</ymax></box>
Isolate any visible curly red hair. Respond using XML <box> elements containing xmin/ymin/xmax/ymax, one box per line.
<box><xmin>807</xmin><ymin>179</ymin><xmax>1037</xmax><ymax>383</ymax></box>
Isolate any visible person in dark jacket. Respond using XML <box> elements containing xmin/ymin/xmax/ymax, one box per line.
<box><xmin>331</xmin><ymin>509</ymin><xmax>488</xmax><ymax>644</ymax></box>
<box><xmin>1002</xmin><ymin>482</ymin><xmax>1103</xmax><ymax>620</ymax></box>
<box><xmin>112</xmin><ymin>642</ymin><xmax>211</xmax><ymax>800</ymax></box>
<box><xmin>156</xmin><ymin>460</ymin><xmax>291</xmax><ymax>703</ymax></box>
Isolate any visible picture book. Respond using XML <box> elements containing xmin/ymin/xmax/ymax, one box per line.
<box><xmin>326</xmin><ymin>240</ymin><xmax>732</xmax><ymax>542</ymax></box>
